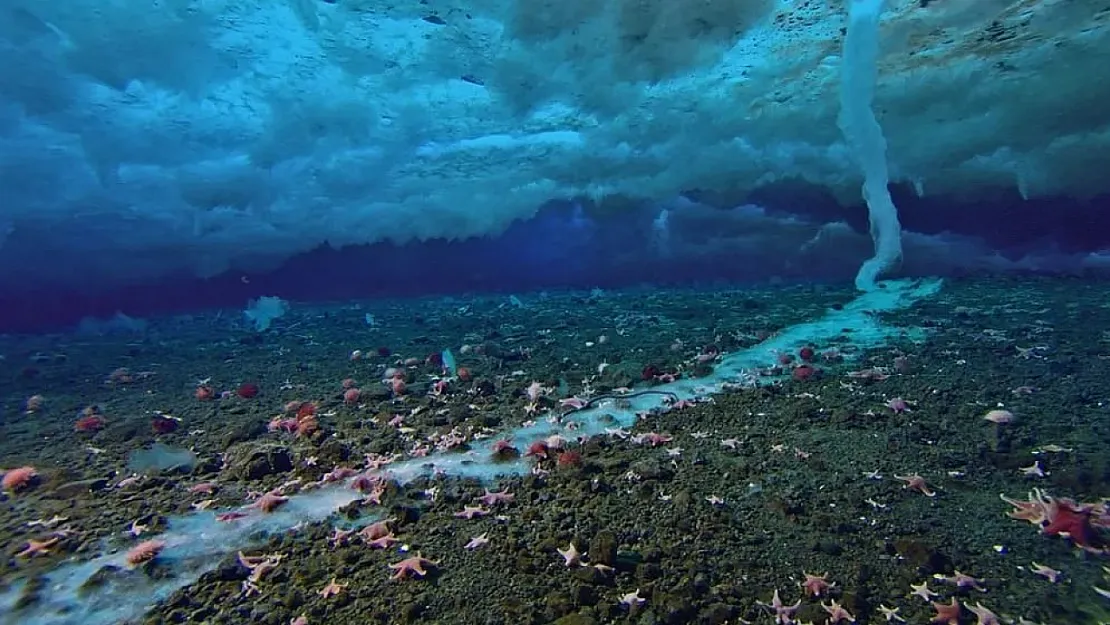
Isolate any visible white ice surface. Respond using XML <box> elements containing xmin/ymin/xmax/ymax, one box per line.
<box><xmin>1</xmin><ymin>0</ymin><xmax>1105</xmax><ymax>286</ymax></box>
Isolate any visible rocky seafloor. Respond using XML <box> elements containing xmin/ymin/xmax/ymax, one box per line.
<box><xmin>2</xmin><ymin>277</ymin><xmax>1110</xmax><ymax>625</ymax></box>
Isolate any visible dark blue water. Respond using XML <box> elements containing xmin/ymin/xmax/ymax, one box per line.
<box><xmin>3</xmin><ymin>189</ymin><xmax>1109</xmax><ymax>334</ymax></box>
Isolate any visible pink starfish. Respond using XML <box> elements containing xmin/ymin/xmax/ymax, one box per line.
<box><xmin>454</xmin><ymin>505</ymin><xmax>489</xmax><ymax>519</ymax></box>
<box><xmin>885</xmin><ymin>397</ymin><xmax>911</xmax><ymax>413</ymax></box>
<box><xmin>318</xmin><ymin>577</ymin><xmax>347</xmax><ymax>598</ymax></box>
<box><xmin>632</xmin><ymin>432</ymin><xmax>673</xmax><ymax>447</ymax></box>
<box><xmin>757</xmin><ymin>589</ymin><xmax>800</xmax><ymax>624</ymax></box>
<box><xmin>388</xmin><ymin>553</ymin><xmax>437</xmax><ymax>580</ymax></box>
<box><xmin>559</xmin><ymin>397</ymin><xmax>588</xmax><ymax>409</ymax></box>
<box><xmin>329</xmin><ymin>528</ymin><xmax>353</xmax><ymax>546</ymax></box>
<box><xmin>478</xmin><ymin>488</ymin><xmax>514</xmax><ymax>507</ymax></box>
<box><xmin>250</xmin><ymin>492</ymin><xmax>289</xmax><ymax>513</ymax></box>
<box><xmin>935</xmin><ymin>570</ymin><xmax>986</xmax><ymax>592</ymax></box>
<box><xmin>821</xmin><ymin>599</ymin><xmax>854</xmax><ymax>623</ymax></box>
<box><xmin>217</xmin><ymin>511</ymin><xmax>248</xmax><ymax>522</ymax></box>
<box><xmin>966</xmin><ymin>602</ymin><xmax>1001</xmax><ymax>625</ymax></box>
<box><xmin>895</xmin><ymin>474</ymin><xmax>936</xmax><ymax>497</ymax></box>
<box><xmin>362</xmin><ymin>483</ymin><xmax>387</xmax><ymax>505</ymax></box>
<box><xmin>801</xmin><ymin>571</ymin><xmax>834</xmax><ymax>597</ymax></box>
<box><xmin>464</xmin><ymin>533</ymin><xmax>490</xmax><ymax>550</ymax></box>
<box><xmin>359</xmin><ymin>519</ymin><xmax>394</xmax><ymax>541</ymax></box>
<box><xmin>1029</xmin><ymin>561</ymin><xmax>1062</xmax><ymax>582</ymax></box>
<box><xmin>319</xmin><ymin>466</ymin><xmax>357</xmax><ymax>483</ymax></box>
<box><xmin>366</xmin><ymin>532</ymin><xmax>399</xmax><ymax>549</ymax></box>
<box><xmin>238</xmin><ymin>551</ymin><xmax>282</xmax><ymax>575</ymax></box>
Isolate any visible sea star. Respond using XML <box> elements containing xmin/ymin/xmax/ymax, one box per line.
<box><xmin>464</xmin><ymin>534</ymin><xmax>490</xmax><ymax>550</ymax></box>
<box><xmin>1029</xmin><ymin>561</ymin><xmax>1062</xmax><ymax>582</ymax></box>
<box><xmin>318</xmin><ymin>577</ymin><xmax>347</xmax><ymax>598</ymax></box>
<box><xmin>967</xmin><ymin>602</ymin><xmax>1001</xmax><ymax>625</ymax></box>
<box><xmin>556</xmin><ymin>543</ymin><xmax>585</xmax><ymax>567</ymax></box>
<box><xmin>822</xmin><ymin>599</ymin><xmax>855</xmax><ymax>623</ymax></box>
<box><xmin>366</xmin><ymin>532</ymin><xmax>399</xmax><ymax>549</ymax></box>
<box><xmin>802</xmin><ymin>571</ymin><xmax>834</xmax><ymax>597</ymax></box>
<box><xmin>895</xmin><ymin>474</ymin><xmax>936</xmax><ymax>497</ymax></box>
<box><xmin>909</xmin><ymin>581</ymin><xmax>938</xmax><ymax>602</ymax></box>
<box><xmin>877</xmin><ymin>604</ymin><xmax>905</xmax><ymax>622</ymax></box>
<box><xmin>619</xmin><ymin>589</ymin><xmax>646</xmax><ymax>607</ymax></box>
<box><xmin>251</xmin><ymin>492</ymin><xmax>289</xmax><ymax>513</ymax></box>
<box><xmin>16</xmin><ymin>537</ymin><xmax>60</xmax><ymax>558</ymax></box>
<box><xmin>477</xmin><ymin>488</ymin><xmax>514</xmax><ymax>507</ymax></box>
<box><xmin>757</xmin><ymin>589</ymin><xmax>800</xmax><ymax>624</ymax></box>
<box><xmin>388</xmin><ymin>553</ymin><xmax>436</xmax><ymax>580</ymax></box>
<box><xmin>454</xmin><ymin>505</ymin><xmax>490</xmax><ymax>519</ymax></box>
<box><xmin>934</xmin><ymin>570</ymin><xmax>986</xmax><ymax>591</ymax></box>
<box><xmin>1043</xmin><ymin>500</ymin><xmax>1098</xmax><ymax>549</ymax></box>
<box><xmin>931</xmin><ymin>598</ymin><xmax>961</xmax><ymax>625</ymax></box>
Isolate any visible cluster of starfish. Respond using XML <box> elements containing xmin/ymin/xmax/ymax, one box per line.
<box><xmin>749</xmin><ymin>570</ymin><xmax>1012</xmax><ymax>625</ymax></box>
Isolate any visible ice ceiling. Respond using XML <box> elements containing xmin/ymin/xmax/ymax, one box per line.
<box><xmin>0</xmin><ymin>0</ymin><xmax>1108</xmax><ymax>288</ymax></box>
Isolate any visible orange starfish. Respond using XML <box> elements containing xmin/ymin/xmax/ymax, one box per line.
<box><xmin>931</xmin><ymin>598</ymin><xmax>961</xmax><ymax>625</ymax></box>
<box><xmin>17</xmin><ymin>537</ymin><xmax>60</xmax><ymax>558</ymax></box>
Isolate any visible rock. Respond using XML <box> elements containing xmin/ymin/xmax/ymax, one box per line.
<box><xmin>191</xmin><ymin>456</ymin><xmax>222</xmax><ymax>476</ymax></box>
<box><xmin>399</xmin><ymin>601</ymin><xmax>423</xmax><ymax>622</ymax></box>
<box><xmin>472</xmin><ymin>378</ymin><xmax>496</xmax><ymax>396</ymax></box>
<box><xmin>589</xmin><ymin>531</ymin><xmax>618</xmax><ymax>567</ymax></box>
<box><xmin>545</xmin><ymin>592</ymin><xmax>574</xmax><ymax>619</ymax></box>
<box><xmin>164</xmin><ymin>589</ymin><xmax>194</xmax><ymax>609</ymax></box>
<box><xmin>78</xmin><ymin>565</ymin><xmax>125</xmax><ymax>595</ymax></box>
<box><xmin>627</xmin><ymin>458</ymin><xmax>675</xmax><ymax>481</ymax></box>
<box><xmin>573</xmin><ymin>584</ymin><xmax>599</xmax><ymax>606</ymax></box>
<box><xmin>571</xmin><ymin>566</ymin><xmax>606</xmax><ymax>584</ymax></box>
<box><xmin>552</xmin><ymin>613</ymin><xmax>598</xmax><ymax>625</ymax></box>
<box><xmin>478</xmin><ymin>412</ymin><xmax>502</xmax><ymax>428</ymax></box>
<box><xmin>221</xmin><ymin>420</ymin><xmax>264</xmax><ymax>447</ymax></box>
<box><xmin>364</xmin><ymin>435</ymin><xmax>400</xmax><ymax>455</ymax></box>
<box><xmin>222</xmin><ymin>442</ymin><xmax>293</xmax><ymax>480</ymax></box>
<box><xmin>316</xmin><ymin>438</ymin><xmax>351</xmax><ymax>465</ymax></box>
<box><xmin>210</xmin><ymin>561</ymin><xmax>247</xmax><ymax>582</ymax></box>
<box><xmin>891</xmin><ymin>539</ymin><xmax>952</xmax><ymax>574</ymax></box>
<box><xmin>661</xmin><ymin>595</ymin><xmax>695</xmax><ymax>624</ymax></box>
<box><xmin>698</xmin><ymin>603</ymin><xmax>737</xmax><ymax>625</ymax></box>
<box><xmin>637</xmin><ymin>562</ymin><xmax>662</xmax><ymax>581</ymax></box>
<box><xmin>447</xmin><ymin>404</ymin><xmax>474</xmax><ymax>424</ymax></box>
<box><xmin>51</xmin><ymin>477</ymin><xmax>109</xmax><ymax>498</ymax></box>
<box><xmin>813</xmin><ymin>540</ymin><xmax>843</xmax><ymax>556</ymax></box>
<box><xmin>361</xmin><ymin>385</ymin><xmax>391</xmax><ymax>402</ymax></box>
<box><xmin>281</xmin><ymin>589</ymin><xmax>305</xmax><ymax>609</ymax></box>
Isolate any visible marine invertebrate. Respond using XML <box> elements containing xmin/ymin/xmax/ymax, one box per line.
<box><xmin>2</xmin><ymin>466</ymin><xmax>38</xmax><ymax>493</ymax></box>
<box><xmin>125</xmin><ymin>540</ymin><xmax>165</xmax><ymax>567</ymax></box>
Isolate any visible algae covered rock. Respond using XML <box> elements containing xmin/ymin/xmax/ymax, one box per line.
<box><xmin>222</xmin><ymin>442</ymin><xmax>293</xmax><ymax>480</ymax></box>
